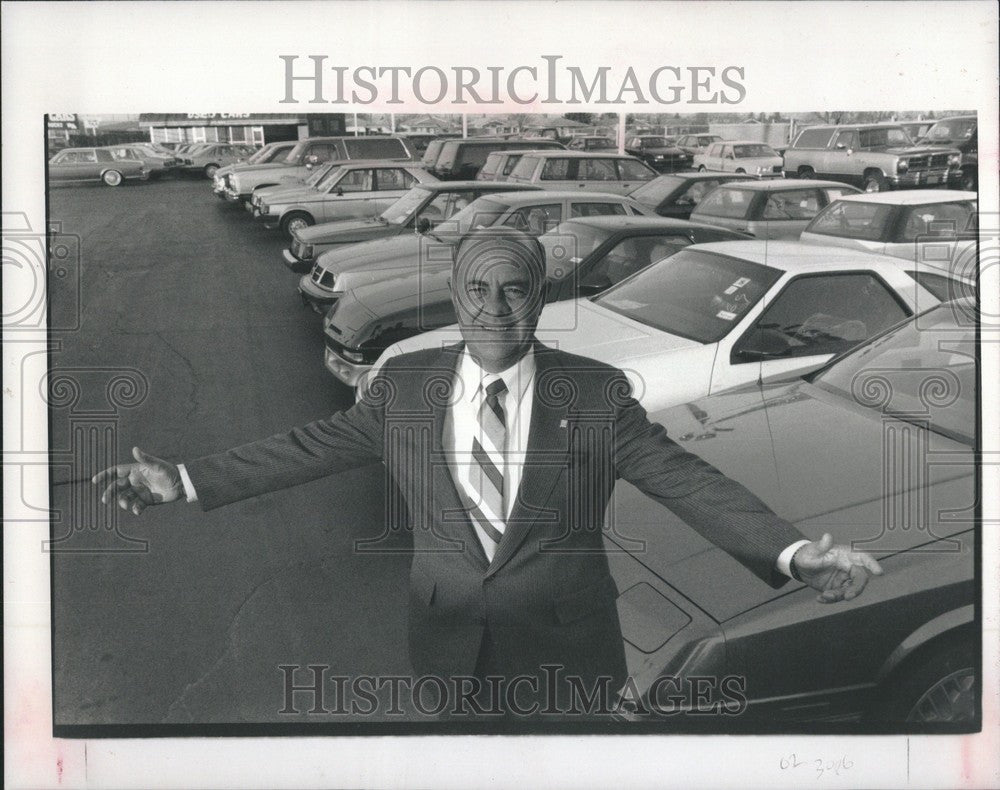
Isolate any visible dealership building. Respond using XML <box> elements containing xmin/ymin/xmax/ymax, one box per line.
<box><xmin>138</xmin><ymin>113</ymin><xmax>348</xmax><ymax>146</ymax></box>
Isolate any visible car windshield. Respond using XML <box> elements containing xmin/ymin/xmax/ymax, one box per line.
<box><xmin>381</xmin><ymin>186</ymin><xmax>435</xmax><ymax>225</ymax></box>
<box><xmin>588</xmin><ymin>138</ymin><xmax>616</xmax><ymax>149</ymax></box>
<box><xmin>857</xmin><ymin>127</ymin><xmax>912</xmax><ymax>148</ymax></box>
<box><xmin>640</xmin><ymin>137</ymin><xmax>671</xmax><ymax>148</ymax></box>
<box><xmin>813</xmin><ymin>303</ymin><xmax>975</xmax><ymax>445</ymax></box>
<box><xmin>593</xmin><ymin>248</ymin><xmax>782</xmax><ymax>343</ymax></box>
<box><xmin>919</xmin><ymin>117</ymin><xmax>976</xmax><ymax>144</ymax></box>
<box><xmin>248</xmin><ymin>146</ymin><xmax>276</xmax><ymax>164</ymax></box>
<box><xmin>444</xmin><ymin>197</ymin><xmax>513</xmax><ymax>235</ymax></box>
<box><xmin>630</xmin><ymin>175</ymin><xmax>687</xmax><ymax>205</ymax></box>
<box><xmin>805</xmin><ymin>200</ymin><xmax>895</xmax><ymax>241</ymax></box>
<box><xmin>700</xmin><ymin>136</ymin><xmax>723</xmax><ymax>145</ymax></box>
<box><xmin>733</xmin><ymin>143</ymin><xmax>777</xmax><ymax>158</ymax></box>
<box><xmin>540</xmin><ymin>222</ymin><xmax>616</xmax><ymax>277</ymax></box>
<box><xmin>694</xmin><ymin>187</ymin><xmax>755</xmax><ymax>220</ymax></box>
<box><xmin>310</xmin><ymin>164</ymin><xmax>342</xmax><ymax>188</ymax></box>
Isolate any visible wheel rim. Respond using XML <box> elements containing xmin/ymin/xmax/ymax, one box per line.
<box><xmin>906</xmin><ymin>668</ymin><xmax>976</xmax><ymax>723</ymax></box>
<box><xmin>287</xmin><ymin>217</ymin><xmax>309</xmax><ymax>234</ymax></box>
<box><xmin>104</xmin><ymin>171</ymin><xmax>122</xmax><ymax>186</ymax></box>
<box><xmin>961</xmin><ymin>173</ymin><xmax>976</xmax><ymax>191</ymax></box>
<box><xmin>206</xmin><ymin>165</ymin><xmax>218</xmax><ymax>177</ymax></box>
<box><xmin>865</xmin><ymin>178</ymin><xmax>882</xmax><ymax>193</ymax></box>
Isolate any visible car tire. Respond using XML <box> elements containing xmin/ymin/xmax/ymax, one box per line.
<box><xmin>797</xmin><ymin>167</ymin><xmax>816</xmax><ymax>180</ymax></box>
<box><xmin>863</xmin><ymin>171</ymin><xmax>889</xmax><ymax>193</ymax></box>
<box><xmin>102</xmin><ymin>170</ymin><xmax>124</xmax><ymax>187</ymax></box>
<box><xmin>879</xmin><ymin>637</ymin><xmax>976</xmax><ymax>724</ymax></box>
<box><xmin>281</xmin><ymin>211</ymin><xmax>314</xmax><ymax>237</ymax></box>
<box><xmin>735</xmin><ymin>168</ymin><xmax>746</xmax><ymax>174</ymax></box>
<box><xmin>959</xmin><ymin>168</ymin><xmax>977</xmax><ymax>192</ymax></box>
<box><xmin>204</xmin><ymin>164</ymin><xmax>219</xmax><ymax>179</ymax></box>
<box><xmin>697</xmin><ymin>165</ymin><xmax>706</xmax><ymax>172</ymax></box>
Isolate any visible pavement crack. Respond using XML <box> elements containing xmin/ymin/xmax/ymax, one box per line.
<box><xmin>153</xmin><ymin>331</ymin><xmax>201</xmax><ymax>420</ymax></box>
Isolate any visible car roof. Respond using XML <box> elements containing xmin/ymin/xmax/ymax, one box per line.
<box><xmin>414</xmin><ymin>181</ymin><xmax>541</xmax><ymax>192</ymax></box>
<box><xmin>485</xmin><ymin>190</ymin><xmax>638</xmax><ymax>205</ymax></box>
<box><xmin>926</xmin><ymin>115</ymin><xmax>976</xmax><ymax>123</ymax></box>
<box><xmin>798</xmin><ymin>123</ymin><xmax>907</xmax><ymax>131</ymax></box>
<box><xmin>830</xmin><ymin>190</ymin><xmax>976</xmax><ymax>205</ymax></box>
<box><xmin>327</xmin><ymin>159</ymin><xmax>425</xmax><ymax>168</ymax></box>
<box><xmin>441</xmin><ymin>138</ymin><xmax>562</xmax><ymax>147</ymax></box>
<box><xmin>712</xmin><ymin>179</ymin><xmax>855</xmax><ymax>192</ymax></box>
<box><xmin>515</xmin><ymin>150</ymin><xmax>636</xmax><ymax>159</ymax></box>
<box><xmin>557</xmin><ymin>215</ymin><xmax>729</xmax><ymax>232</ymax></box>
<box><xmin>712</xmin><ymin>139</ymin><xmax>775</xmax><ymax>146</ymax></box>
<box><xmin>686</xmin><ymin>239</ymin><xmax>960</xmax><ymax>273</ymax></box>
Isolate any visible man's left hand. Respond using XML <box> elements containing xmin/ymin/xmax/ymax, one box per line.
<box><xmin>793</xmin><ymin>533</ymin><xmax>884</xmax><ymax>603</ymax></box>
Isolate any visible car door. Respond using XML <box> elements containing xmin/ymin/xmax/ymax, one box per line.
<box><xmin>826</xmin><ymin>129</ymin><xmax>859</xmax><ymax>180</ymax></box>
<box><xmin>575</xmin><ymin>157</ymin><xmax>623</xmax><ymax>192</ymax></box>
<box><xmin>321</xmin><ymin>168</ymin><xmax>376</xmax><ymax>220</ymax></box>
<box><xmin>882</xmin><ymin>200</ymin><xmax>978</xmax><ymax>267</ymax></box>
<box><xmin>713</xmin><ymin>271</ymin><xmax>913</xmax><ymax>394</ymax></box>
<box><xmin>616</xmin><ymin>158</ymin><xmax>656</xmax><ymax>193</ymax></box>
<box><xmin>750</xmin><ymin>188</ymin><xmax>824</xmax><ymax>240</ymax></box>
<box><xmin>49</xmin><ymin>150</ymin><xmax>76</xmax><ymax>181</ymax></box>
<box><xmin>370</xmin><ymin>167</ymin><xmax>418</xmax><ymax>214</ymax></box>
<box><xmin>501</xmin><ymin>202</ymin><xmax>563</xmax><ymax>236</ymax></box>
<box><xmin>537</xmin><ymin>156</ymin><xmax>575</xmax><ymax>190</ymax></box>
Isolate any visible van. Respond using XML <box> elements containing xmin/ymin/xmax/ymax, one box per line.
<box><xmin>506</xmin><ymin>151</ymin><xmax>657</xmax><ymax>194</ymax></box>
<box><xmin>430</xmin><ymin>138</ymin><xmax>565</xmax><ymax>180</ymax></box>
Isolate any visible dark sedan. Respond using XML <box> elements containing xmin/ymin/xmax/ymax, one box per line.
<box><xmin>607</xmin><ymin>300</ymin><xmax>976</xmax><ymax>727</ymax></box>
<box><xmin>282</xmin><ymin>181</ymin><xmax>540</xmax><ymax>273</ymax></box>
<box><xmin>629</xmin><ymin>172</ymin><xmax>757</xmax><ymax>219</ymax></box>
<box><xmin>625</xmin><ymin>135</ymin><xmax>693</xmax><ymax>172</ymax></box>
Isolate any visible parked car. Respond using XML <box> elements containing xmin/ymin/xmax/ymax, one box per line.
<box><xmin>250</xmin><ymin>161</ymin><xmax>436</xmax><ymax>236</ymax></box>
<box><xmin>899</xmin><ymin>120</ymin><xmax>934</xmax><ymax>142</ymax></box>
<box><xmin>300</xmin><ymin>189</ymin><xmax>654</xmax><ymax>318</ymax></box>
<box><xmin>800</xmin><ymin>190</ymin><xmax>978</xmax><ymax>281</ymax></box>
<box><xmin>507</xmin><ymin>151</ymin><xmax>658</xmax><ymax>194</ymax></box>
<box><xmin>566</xmin><ymin>136</ymin><xmax>618</xmax><ymax>151</ymax></box>
<box><xmin>675</xmin><ymin>133</ymin><xmax>725</xmax><ymax>157</ymax></box>
<box><xmin>375</xmin><ymin>240</ymin><xmax>971</xmax><ymax>411</ymax></box>
<box><xmin>114</xmin><ymin>143</ymin><xmax>181</xmax><ymax>178</ymax></box>
<box><xmin>476</xmin><ymin>149</ymin><xmax>555</xmax><ymax>182</ymax></box>
<box><xmin>625</xmin><ymin>135</ymin><xmax>693</xmax><ymax>172</ymax></box>
<box><xmin>429</xmin><ymin>138</ymin><xmax>566</xmax><ymax>180</ymax></box>
<box><xmin>178</xmin><ymin>142</ymin><xmax>256</xmax><ymax>178</ymax></box>
<box><xmin>224</xmin><ymin>136</ymin><xmax>416</xmax><ymax>203</ymax></box>
<box><xmin>212</xmin><ymin>140</ymin><xmax>297</xmax><ymax>199</ymax></box>
<box><xmin>283</xmin><ymin>181</ymin><xmax>541</xmax><ymax>273</ymax></box>
<box><xmin>603</xmin><ymin>299</ymin><xmax>975</xmax><ymax>724</ymax></box>
<box><xmin>689</xmin><ymin>180</ymin><xmax>861</xmax><ymax>239</ymax></box>
<box><xmin>629</xmin><ymin>172</ymin><xmax>757</xmax><ymax>219</ymax></box>
<box><xmin>398</xmin><ymin>131</ymin><xmax>460</xmax><ymax>156</ymax></box>
<box><xmin>782</xmin><ymin>123</ymin><xmax>961</xmax><ymax>192</ymax></box>
<box><xmin>694</xmin><ymin>140</ymin><xmax>784</xmax><ymax>177</ymax></box>
<box><xmin>917</xmin><ymin>115</ymin><xmax>978</xmax><ymax>191</ymax></box>
<box><xmin>48</xmin><ymin>146</ymin><xmax>148</xmax><ymax>186</ymax></box>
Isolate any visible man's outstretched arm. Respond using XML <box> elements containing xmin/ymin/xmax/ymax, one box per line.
<box><xmin>93</xmin><ymin>386</ymin><xmax>386</xmax><ymax>513</ymax></box>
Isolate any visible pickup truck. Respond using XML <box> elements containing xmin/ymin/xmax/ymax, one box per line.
<box><xmin>917</xmin><ymin>115</ymin><xmax>978</xmax><ymax>191</ymax></box>
<box><xmin>782</xmin><ymin>123</ymin><xmax>961</xmax><ymax>192</ymax></box>
<box><xmin>222</xmin><ymin>135</ymin><xmax>414</xmax><ymax>204</ymax></box>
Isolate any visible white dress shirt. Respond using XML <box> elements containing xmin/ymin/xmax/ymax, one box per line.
<box><xmin>177</xmin><ymin>347</ymin><xmax>806</xmax><ymax>575</ymax></box>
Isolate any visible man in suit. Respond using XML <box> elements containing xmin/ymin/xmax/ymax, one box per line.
<box><xmin>95</xmin><ymin>229</ymin><xmax>882</xmax><ymax>717</ymax></box>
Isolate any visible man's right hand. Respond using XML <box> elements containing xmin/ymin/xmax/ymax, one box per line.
<box><xmin>93</xmin><ymin>447</ymin><xmax>185</xmax><ymax>515</ymax></box>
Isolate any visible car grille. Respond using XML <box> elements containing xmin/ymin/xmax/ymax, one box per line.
<box><xmin>772</xmin><ymin>165</ymin><xmax>782</xmax><ymax>173</ymax></box>
<box><xmin>311</xmin><ymin>265</ymin><xmax>335</xmax><ymax>288</ymax></box>
<box><xmin>907</xmin><ymin>153</ymin><xmax>951</xmax><ymax>171</ymax></box>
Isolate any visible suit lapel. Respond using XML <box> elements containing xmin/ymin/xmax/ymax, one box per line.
<box><xmin>487</xmin><ymin>344</ymin><xmax>570</xmax><ymax>578</ymax></box>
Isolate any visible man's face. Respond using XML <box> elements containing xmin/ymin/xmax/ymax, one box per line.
<box><xmin>451</xmin><ymin>241</ymin><xmax>546</xmax><ymax>374</ymax></box>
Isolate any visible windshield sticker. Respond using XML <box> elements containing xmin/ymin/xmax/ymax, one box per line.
<box><xmin>724</xmin><ymin>277</ymin><xmax>752</xmax><ymax>295</ymax></box>
<box><xmin>716</xmin><ymin>309</ymin><xmax>737</xmax><ymax>321</ymax></box>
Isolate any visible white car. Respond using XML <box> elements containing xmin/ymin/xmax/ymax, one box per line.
<box><xmin>800</xmin><ymin>191</ymin><xmax>978</xmax><ymax>282</ymax></box>
<box><xmin>693</xmin><ymin>140</ymin><xmax>783</xmax><ymax>177</ymax></box>
<box><xmin>366</xmin><ymin>241</ymin><xmax>973</xmax><ymax>411</ymax></box>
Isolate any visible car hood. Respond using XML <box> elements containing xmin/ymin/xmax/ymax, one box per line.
<box><xmin>609</xmin><ymin>377</ymin><xmax>973</xmax><ymax>622</ymax></box>
<box><xmin>228</xmin><ymin>161</ymin><xmax>294</xmax><ymax>173</ymax></box>
<box><xmin>257</xmin><ymin>184</ymin><xmax>321</xmax><ymax>204</ymax></box>
<box><xmin>640</xmin><ymin>147</ymin><xmax>687</xmax><ymax>156</ymax></box>
<box><xmin>297</xmin><ymin>217</ymin><xmax>400</xmax><ymax>245</ymax></box>
<box><xmin>315</xmin><ymin>235</ymin><xmax>453</xmax><ymax>278</ymax></box>
<box><xmin>882</xmin><ymin>145</ymin><xmax>959</xmax><ymax>156</ymax></box>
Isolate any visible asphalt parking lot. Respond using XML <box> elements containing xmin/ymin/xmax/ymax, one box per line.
<box><xmin>49</xmin><ymin>178</ymin><xmax>414</xmax><ymax>724</ymax></box>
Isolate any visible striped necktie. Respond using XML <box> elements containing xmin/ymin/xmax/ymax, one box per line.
<box><xmin>469</xmin><ymin>377</ymin><xmax>508</xmax><ymax>551</ymax></box>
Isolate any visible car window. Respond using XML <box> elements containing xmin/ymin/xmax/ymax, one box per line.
<box><xmin>733</xmin><ymin>144</ymin><xmax>777</xmax><ymax>158</ymax></box>
<box><xmin>793</xmin><ymin>128</ymin><xmax>836</xmax><ymax>148</ymax></box>
<box><xmin>509</xmin><ymin>155</ymin><xmax>540</xmax><ymax>180</ymax></box>
<box><xmin>814</xmin><ymin>304</ymin><xmax>975</xmax><ymax>445</ymax></box>
<box><xmin>570</xmin><ymin>202</ymin><xmax>628</xmax><ymax>218</ymax></box>
<box><xmin>95</xmin><ymin>150</ymin><xmax>113</xmax><ymax>162</ymax></box>
<box><xmin>502</xmin><ymin>203</ymin><xmax>562</xmax><ymax>235</ymax></box>
<box><xmin>761</xmin><ymin>189</ymin><xmax>822</xmax><ymax>220</ymax></box>
<box><xmin>899</xmin><ymin>202</ymin><xmax>977</xmax><ymax>242</ymax></box>
<box><xmin>345</xmin><ymin>138</ymin><xmax>408</xmax><ymax>159</ymax></box>
<box><xmin>618</xmin><ymin>158</ymin><xmax>655</xmax><ymax>181</ymax></box>
<box><xmin>834</xmin><ymin>130</ymin><xmax>859</xmax><ymax>149</ymax></box>
<box><xmin>578</xmin><ymin>158</ymin><xmax>618</xmax><ymax>181</ymax></box>
<box><xmin>478</xmin><ymin>154</ymin><xmax>502</xmax><ymax>178</ymax></box>
<box><xmin>904</xmin><ymin>270</ymin><xmax>976</xmax><ymax>302</ymax></box>
<box><xmin>540</xmin><ymin>158</ymin><xmax>572</xmax><ymax>180</ymax></box>
<box><xmin>694</xmin><ymin>187</ymin><xmax>755</xmax><ymax>219</ymax></box>
<box><xmin>307</xmin><ymin>143</ymin><xmax>338</xmax><ymax>163</ymax></box>
<box><xmin>742</xmin><ymin>273</ymin><xmax>909</xmax><ymax>360</ymax></box>
<box><xmin>334</xmin><ymin>169</ymin><xmax>374</xmax><ymax>193</ymax></box>
<box><xmin>805</xmin><ymin>201</ymin><xmax>896</xmax><ymax>240</ymax></box>
<box><xmin>581</xmin><ymin>234</ymin><xmax>692</xmax><ymax>290</ymax></box>
<box><xmin>857</xmin><ymin>127</ymin><xmax>910</xmax><ymax>148</ymax></box>
<box><xmin>501</xmin><ymin>155</ymin><xmax>524</xmax><ymax>176</ymax></box>
<box><xmin>594</xmin><ymin>249</ymin><xmax>781</xmax><ymax>343</ymax></box>
<box><xmin>375</xmin><ymin>168</ymin><xmax>416</xmax><ymax>191</ymax></box>
<box><xmin>823</xmin><ymin>187</ymin><xmax>855</xmax><ymax>202</ymax></box>
<box><xmin>677</xmin><ymin>179</ymin><xmax>721</xmax><ymax>206</ymax></box>
<box><xmin>76</xmin><ymin>150</ymin><xmax>97</xmax><ymax>163</ymax></box>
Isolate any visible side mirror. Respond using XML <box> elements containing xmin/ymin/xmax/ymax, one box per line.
<box><xmin>336</xmin><ymin>187</ymin><xmax>344</xmax><ymax>197</ymax></box>
<box><xmin>732</xmin><ymin>327</ymin><xmax>791</xmax><ymax>363</ymax></box>
<box><xmin>416</xmin><ymin>217</ymin><xmax>432</xmax><ymax>234</ymax></box>
<box><xmin>835</xmin><ymin>143</ymin><xmax>846</xmax><ymax>150</ymax></box>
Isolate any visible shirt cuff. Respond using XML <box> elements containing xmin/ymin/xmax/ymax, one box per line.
<box><xmin>777</xmin><ymin>539</ymin><xmax>811</xmax><ymax>579</ymax></box>
<box><xmin>176</xmin><ymin>463</ymin><xmax>198</xmax><ymax>503</ymax></box>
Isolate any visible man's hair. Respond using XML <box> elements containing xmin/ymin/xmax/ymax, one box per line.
<box><xmin>452</xmin><ymin>227</ymin><xmax>546</xmax><ymax>283</ymax></box>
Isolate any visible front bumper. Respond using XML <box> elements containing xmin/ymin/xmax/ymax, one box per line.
<box><xmin>298</xmin><ymin>275</ymin><xmax>339</xmax><ymax>314</ymax></box>
<box><xmin>282</xmin><ymin>248</ymin><xmax>312</xmax><ymax>273</ymax></box>
<box><xmin>323</xmin><ymin>344</ymin><xmax>370</xmax><ymax>388</ymax></box>
<box><xmin>889</xmin><ymin>169</ymin><xmax>955</xmax><ymax>188</ymax></box>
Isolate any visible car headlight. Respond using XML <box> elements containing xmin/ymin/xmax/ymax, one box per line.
<box><xmin>341</xmin><ymin>349</ymin><xmax>364</xmax><ymax>364</ymax></box>
<box><xmin>948</xmin><ymin>154</ymin><xmax>962</xmax><ymax>167</ymax></box>
<box><xmin>897</xmin><ymin>160</ymin><xmax>909</xmax><ymax>173</ymax></box>
<box><xmin>260</xmin><ymin>202</ymin><xmax>269</xmax><ymax>214</ymax></box>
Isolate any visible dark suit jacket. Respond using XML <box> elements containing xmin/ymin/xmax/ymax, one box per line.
<box><xmin>186</xmin><ymin>342</ymin><xmax>806</xmax><ymax>688</ymax></box>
